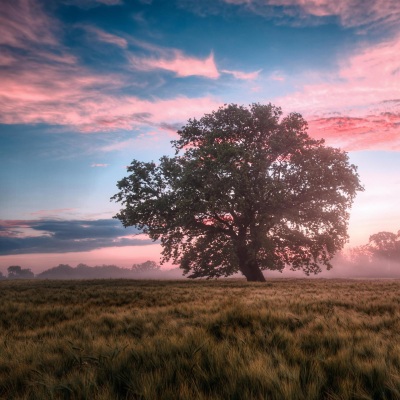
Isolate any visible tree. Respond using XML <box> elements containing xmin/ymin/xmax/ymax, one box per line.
<box><xmin>348</xmin><ymin>230</ymin><xmax>400</xmax><ymax>276</ymax></box>
<box><xmin>112</xmin><ymin>104</ymin><xmax>363</xmax><ymax>281</ymax></box>
<box><xmin>366</xmin><ymin>230</ymin><xmax>400</xmax><ymax>272</ymax></box>
<box><xmin>131</xmin><ymin>260</ymin><xmax>160</xmax><ymax>273</ymax></box>
<box><xmin>7</xmin><ymin>265</ymin><xmax>34</xmax><ymax>279</ymax></box>
<box><xmin>368</xmin><ymin>231</ymin><xmax>400</xmax><ymax>260</ymax></box>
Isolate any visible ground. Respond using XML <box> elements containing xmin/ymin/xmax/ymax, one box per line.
<box><xmin>0</xmin><ymin>278</ymin><xmax>399</xmax><ymax>399</ymax></box>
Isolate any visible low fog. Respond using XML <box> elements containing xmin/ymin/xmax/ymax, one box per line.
<box><xmin>1</xmin><ymin>254</ymin><xmax>400</xmax><ymax>281</ymax></box>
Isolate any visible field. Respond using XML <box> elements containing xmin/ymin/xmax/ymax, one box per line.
<box><xmin>0</xmin><ymin>279</ymin><xmax>400</xmax><ymax>399</ymax></box>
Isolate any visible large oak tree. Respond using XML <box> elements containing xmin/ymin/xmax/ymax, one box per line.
<box><xmin>112</xmin><ymin>104</ymin><xmax>363</xmax><ymax>281</ymax></box>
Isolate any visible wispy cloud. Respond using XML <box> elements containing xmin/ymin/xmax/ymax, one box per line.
<box><xmin>130</xmin><ymin>39</ymin><xmax>266</xmax><ymax>83</ymax></box>
<box><xmin>0</xmin><ymin>0</ymin><xmax>58</xmax><ymax>49</ymax></box>
<box><xmin>91</xmin><ymin>163</ymin><xmax>109</xmax><ymax>167</ymax></box>
<box><xmin>83</xmin><ymin>25</ymin><xmax>128</xmax><ymax>48</ymax></box>
<box><xmin>0</xmin><ymin>219</ymin><xmax>152</xmax><ymax>254</ymax></box>
<box><xmin>63</xmin><ymin>0</ymin><xmax>123</xmax><ymax>7</ymax></box>
<box><xmin>100</xmin><ymin>139</ymin><xmax>137</xmax><ymax>152</ymax></box>
<box><xmin>0</xmin><ymin>0</ymin><xmax>222</xmax><ymax>132</ymax></box>
<box><xmin>0</xmin><ymin>30</ymin><xmax>220</xmax><ymax>131</ymax></box>
<box><xmin>130</xmin><ymin>51</ymin><xmax>220</xmax><ymax>79</ymax></box>
<box><xmin>221</xmin><ymin>69</ymin><xmax>261</xmax><ymax>80</ymax></box>
<box><xmin>128</xmin><ymin>38</ymin><xmax>259</xmax><ymax>81</ymax></box>
<box><xmin>96</xmin><ymin>0</ymin><xmax>122</xmax><ymax>4</ymax></box>
<box><xmin>307</xmin><ymin>112</ymin><xmax>400</xmax><ymax>151</ymax></box>
<box><xmin>99</xmin><ymin>127</ymin><xmax>178</xmax><ymax>153</ymax></box>
<box><xmin>270</xmin><ymin>71</ymin><xmax>285</xmax><ymax>81</ymax></box>
<box><xmin>222</xmin><ymin>0</ymin><xmax>400</xmax><ymax>30</ymax></box>
<box><xmin>29</xmin><ymin>208</ymin><xmax>78</xmax><ymax>217</ymax></box>
<box><xmin>0</xmin><ymin>58</ymin><xmax>220</xmax><ymax>132</ymax></box>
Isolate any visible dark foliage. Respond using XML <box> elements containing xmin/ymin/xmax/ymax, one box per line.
<box><xmin>368</xmin><ymin>230</ymin><xmax>400</xmax><ymax>261</ymax></box>
<box><xmin>131</xmin><ymin>260</ymin><xmax>160</xmax><ymax>272</ymax></box>
<box><xmin>113</xmin><ymin>103</ymin><xmax>363</xmax><ymax>281</ymax></box>
<box><xmin>35</xmin><ymin>262</ymin><xmax>178</xmax><ymax>280</ymax></box>
<box><xmin>7</xmin><ymin>265</ymin><xmax>34</xmax><ymax>279</ymax></box>
<box><xmin>350</xmin><ymin>229</ymin><xmax>400</xmax><ymax>276</ymax></box>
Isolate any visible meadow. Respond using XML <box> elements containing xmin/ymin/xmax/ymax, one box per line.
<box><xmin>0</xmin><ymin>278</ymin><xmax>399</xmax><ymax>399</ymax></box>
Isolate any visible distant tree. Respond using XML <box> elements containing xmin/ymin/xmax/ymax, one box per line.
<box><xmin>368</xmin><ymin>231</ymin><xmax>400</xmax><ymax>260</ymax></box>
<box><xmin>36</xmin><ymin>263</ymin><xmax>162</xmax><ymax>280</ymax></box>
<box><xmin>348</xmin><ymin>230</ymin><xmax>400</xmax><ymax>276</ymax></box>
<box><xmin>36</xmin><ymin>264</ymin><xmax>74</xmax><ymax>279</ymax></box>
<box><xmin>7</xmin><ymin>265</ymin><xmax>34</xmax><ymax>279</ymax></box>
<box><xmin>366</xmin><ymin>230</ymin><xmax>400</xmax><ymax>272</ymax></box>
<box><xmin>131</xmin><ymin>260</ymin><xmax>161</xmax><ymax>273</ymax></box>
<box><xmin>0</xmin><ymin>271</ymin><xmax>5</xmax><ymax>280</ymax></box>
<box><xmin>112</xmin><ymin>103</ymin><xmax>363</xmax><ymax>281</ymax></box>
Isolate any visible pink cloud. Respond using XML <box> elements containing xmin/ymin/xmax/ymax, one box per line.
<box><xmin>275</xmin><ymin>35</ymin><xmax>400</xmax><ymax>150</ymax></box>
<box><xmin>127</xmin><ymin>37</ymin><xmax>224</xmax><ymax>79</ymax></box>
<box><xmin>130</xmin><ymin>51</ymin><xmax>220</xmax><ymax>79</ymax></box>
<box><xmin>307</xmin><ymin>113</ymin><xmax>400</xmax><ymax>151</ymax></box>
<box><xmin>0</xmin><ymin>56</ymin><xmax>220</xmax><ymax>131</ymax></box>
<box><xmin>0</xmin><ymin>0</ymin><xmax>58</xmax><ymax>49</ymax></box>
<box><xmin>0</xmin><ymin>51</ymin><xmax>18</xmax><ymax>66</ymax></box>
<box><xmin>0</xmin><ymin>61</ymin><xmax>123</xmax><ymax>125</ymax></box>
<box><xmin>0</xmin><ymin>1</ymin><xmax>222</xmax><ymax>133</ymax></box>
<box><xmin>91</xmin><ymin>163</ymin><xmax>109</xmax><ymax>167</ymax></box>
<box><xmin>221</xmin><ymin>69</ymin><xmax>261</xmax><ymax>80</ymax></box>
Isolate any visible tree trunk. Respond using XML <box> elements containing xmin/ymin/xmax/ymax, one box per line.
<box><xmin>241</xmin><ymin>261</ymin><xmax>266</xmax><ymax>282</ymax></box>
<box><xmin>236</xmin><ymin>244</ymin><xmax>266</xmax><ymax>282</ymax></box>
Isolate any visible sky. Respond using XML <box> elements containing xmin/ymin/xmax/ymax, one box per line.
<box><xmin>1</xmin><ymin>0</ymin><xmax>400</xmax><ymax>273</ymax></box>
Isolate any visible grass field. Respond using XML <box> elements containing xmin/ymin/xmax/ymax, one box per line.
<box><xmin>0</xmin><ymin>279</ymin><xmax>399</xmax><ymax>399</ymax></box>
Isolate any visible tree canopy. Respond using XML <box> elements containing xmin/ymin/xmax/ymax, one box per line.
<box><xmin>7</xmin><ymin>265</ymin><xmax>34</xmax><ymax>279</ymax></box>
<box><xmin>131</xmin><ymin>260</ymin><xmax>160</xmax><ymax>273</ymax></box>
<box><xmin>112</xmin><ymin>103</ymin><xmax>363</xmax><ymax>281</ymax></box>
<box><xmin>368</xmin><ymin>231</ymin><xmax>400</xmax><ymax>261</ymax></box>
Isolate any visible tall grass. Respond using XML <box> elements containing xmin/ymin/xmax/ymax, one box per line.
<box><xmin>0</xmin><ymin>279</ymin><xmax>399</xmax><ymax>399</ymax></box>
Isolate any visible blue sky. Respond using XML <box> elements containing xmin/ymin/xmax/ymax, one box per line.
<box><xmin>1</xmin><ymin>0</ymin><xmax>400</xmax><ymax>272</ymax></box>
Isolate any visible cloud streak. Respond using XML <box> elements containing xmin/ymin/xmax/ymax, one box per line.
<box><xmin>91</xmin><ymin>163</ymin><xmax>109</xmax><ymax>167</ymax></box>
<box><xmin>83</xmin><ymin>26</ymin><xmax>128</xmax><ymax>48</ymax></box>
<box><xmin>64</xmin><ymin>0</ymin><xmax>123</xmax><ymax>7</ymax></box>
<box><xmin>222</xmin><ymin>0</ymin><xmax>400</xmax><ymax>30</ymax></box>
<box><xmin>221</xmin><ymin>69</ymin><xmax>261</xmax><ymax>80</ymax></box>
<box><xmin>130</xmin><ymin>50</ymin><xmax>220</xmax><ymax>79</ymax></box>
<box><xmin>0</xmin><ymin>219</ymin><xmax>153</xmax><ymax>255</ymax></box>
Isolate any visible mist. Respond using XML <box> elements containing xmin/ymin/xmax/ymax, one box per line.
<box><xmin>1</xmin><ymin>253</ymin><xmax>400</xmax><ymax>281</ymax></box>
<box><xmin>264</xmin><ymin>255</ymin><xmax>400</xmax><ymax>279</ymax></box>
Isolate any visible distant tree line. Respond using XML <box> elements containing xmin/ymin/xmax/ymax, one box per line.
<box><xmin>0</xmin><ymin>261</ymin><xmax>183</xmax><ymax>280</ymax></box>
